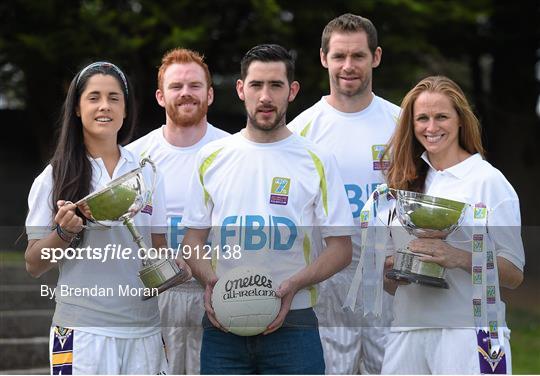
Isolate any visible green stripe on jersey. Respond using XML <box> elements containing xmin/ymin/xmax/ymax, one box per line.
<box><xmin>303</xmin><ymin>232</ymin><xmax>311</xmax><ymax>265</ymax></box>
<box><xmin>199</xmin><ymin>147</ymin><xmax>224</xmax><ymax>205</ymax></box>
<box><xmin>309</xmin><ymin>285</ymin><xmax>317</xmax><ymax>307</ymax></box>
<box><xmin>300</xmin><ymin>120</ymin><xmax>312</xmax><ymax>137</ymax></box>
<box><xmin>307</xmin><ymin>150</ymin><xmax>328</xmax><ymax>216</ymax></box>
<box><xmin>303</xmin><ymin>233</ymin><xmax>317</xmax><ymax>307</ymax></box>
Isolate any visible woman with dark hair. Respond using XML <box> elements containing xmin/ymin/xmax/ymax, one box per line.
<box><xmin>381</xmin><ymin>76</ymin><xmax>524</xmax><ymax>374</ymax></box>
<box><xmin>24</xmin><ymin>62</ymin><xmax>189</xmax><ymax>374</ymax></box>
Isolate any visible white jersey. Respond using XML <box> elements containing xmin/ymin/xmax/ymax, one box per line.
<box><xmin>289</xmin><ymin>95</ymin><xmax>400</xmax><ymax>264</ymax></box>
<box><xmin>182</xmin><ymin>132</ymin><xmax>355</xmax><ymax>310</ymax></box>
<box><xmin>126</xmin><ymin>123</ymin><xmax>230</xmax><ymax>249</ymax></box>
<box><xmin>390</xmin><ymin>153</ymin><xmax>525</xmax><ymax>329</ymax></box>
<box><xmin>127</xmin><ymin>123</ymin><xmax>229</xmax><ymax>374</ymax></box>
<box><xmin>289</xmin><ymin>94</ymin><xmax>400</xmax><ymax>374</ymax></box>
<box><xmin>25</xmin><ymin>146</ymin><xmax>167</xmax><ymax>338</ymax></box>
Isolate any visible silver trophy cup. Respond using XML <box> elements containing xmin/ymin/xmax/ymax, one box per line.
<box><xmin>75</xmin><ymin>157</ymin><xmax>184</xmax><ymax>299</ymax></box>
<box><xmin>386</xmin><ymin>190</ymin><xmax>467</xmax><ymax>289</ymax></box>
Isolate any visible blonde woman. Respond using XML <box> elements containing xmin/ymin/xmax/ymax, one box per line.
<box><xmin>382</xmin><ymin>76</ymin><xmax>524</xmax><ymax>374</ymax></box>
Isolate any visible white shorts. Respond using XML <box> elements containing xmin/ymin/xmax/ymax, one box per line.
<box><xmin>49</xmin><ymin>326</ymin><xmax>168</xmax><ymax>374</ymax></box>
<box><xmin>381</xmin><ymin>328</ymin><xmax>512</xmax><ymax>374</ymax></box>
<box><xmin>159</xmin><ymin>280</ymin><xmax>205</xmax><ymax>374</ymax></box>
<box><xmin>315</xmin><ymin>275</ymin><xmax>393</xmax><ymax>374</ymax></box>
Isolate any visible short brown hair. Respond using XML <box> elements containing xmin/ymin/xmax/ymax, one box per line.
<box><xmin>157</xmin><ymin>48</ymin><xmax>212</xmax><ymax>90</ymax></box>
<box><xmin>240</xmin><ymin>44</ymin><xmax>295</xmax><ymax>84</ymax></box>
<box><xmin>321</xmin><ymin>13</ymin><xmax>378</xmax><ymax>55</ymax></box>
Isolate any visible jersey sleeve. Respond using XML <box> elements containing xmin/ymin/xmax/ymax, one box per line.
<box><xmin>288</xmin><ymin>107</ymin><xmax>314</xmax><ymax>137</ymax></box>
<box><xmin>474</xmin><ymin>167</ymin><xmax>525</xmax><ymax>271</ymax></box>
<box><xmin>25</xmin><ymin>166</ymin><xmax>55</xmax><ymax>240</ymax></box>
<box><xmin>181</xmin><ymin>149</ymin><xmax>214</xmax><ymax>229</ymax></box>
<box><xmin>312</xmin><ymin>151</ymin><xmax>355</xmax><ymax>239</ymax></box>
<box><xmin>125</xmin><ymin>132</ymin><xmax>150</xmax><ymax>159</ymax></box>
<box><xmin>488</xmin><ymin>197</ymin><xmax>525</xmax><ymax>271</ymax></box>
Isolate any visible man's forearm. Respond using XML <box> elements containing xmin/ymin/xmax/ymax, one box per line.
<box><xmin>182</xmin><ymin>227</ymin><xmax>215</xmax><ymax>286</ymax></box>
<box><xmin>289</xmin><ymin>235</ymin><xmax>352</xmax><ymax>290</ymax></box>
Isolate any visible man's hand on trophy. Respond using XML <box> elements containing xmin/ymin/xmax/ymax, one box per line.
<box><xmin>174</xmin><ymin>258</ymin><xmax>192</xmax><ymax>284</ymax></box>
<box><xmin>54</xmin><ymin>200</ymin><xmax>83</xmax><ymax>240</ymax></box>
<box><xmin>408</xmin><ymin>238</ymin><xmax>469</xmax><ymax>270</ymax></box>
<box><xmin>383</xmin><ymin>256</ymin><xmax>409</xmax><ymax>295</ymax></box>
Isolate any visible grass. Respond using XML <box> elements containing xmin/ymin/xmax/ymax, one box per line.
<box><xmin>0</xmin><ymin>250</ymin><xmax>25</xmax><ymax>264</ymax></box>
<box><xmin>507</xmin><ymin>308</ymin><xmax>540</xmax><ymax>374</ymax></box>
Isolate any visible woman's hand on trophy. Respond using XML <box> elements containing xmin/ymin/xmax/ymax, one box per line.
<box><xmin>408</xmin><ymin>238</ymin><xmax>469</xmax><ymax>270</ymax></box>
<box><xmin>383</xmin><ymin>256</ymin><xmax>410</xmax><ymax>295</ymax></box>
<box><xmin>55</xmin><ymin>200</ymin><xmax>83</xmax><ymax>236</ymax></box>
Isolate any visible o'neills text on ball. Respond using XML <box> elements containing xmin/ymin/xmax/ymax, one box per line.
<box><xmin>222</xmin><ymin>273</ymin><xmax>276</xmax><ymax>300</ymax></box>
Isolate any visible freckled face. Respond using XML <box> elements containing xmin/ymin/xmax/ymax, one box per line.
<box><xmin>156</xmin><ymin>62</ymin><xmax>213</xmax><ymax>128</ymax></box>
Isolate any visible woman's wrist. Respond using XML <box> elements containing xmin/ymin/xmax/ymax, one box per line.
<box><xmin>54</xmin><ymin>225</ymin><xmax>79</xmax><ymax>243</ymax></box>
<box><xmin>452</xmin><ymin>246</ymin><xmax>472</xmax><ymax>272</ymax></box>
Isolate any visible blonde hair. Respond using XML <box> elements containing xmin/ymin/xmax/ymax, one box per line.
<box><xmin>384</xmin><ymin>76</ymin><xmax>485</xmax><ymax>191</ymax></box>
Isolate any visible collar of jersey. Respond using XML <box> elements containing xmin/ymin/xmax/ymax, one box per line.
<box><xmin>158</xmin><ymin>123</ymin><xmax>213</xmax><ymax>152</ymax></box>
<box><xmin>321</xmin><ymin>94</ymin><xmax>377</xmax><ymax>118</ymax></box>
<box><xmin>237</xmin><ymin>130</ymin><xmax>295</xmax><ymax>147</ymax></box>
<box><xmin>421</xmin><ymin>152</ymin><xmax>482</xmax><ymax>179</ymax></box>
<box><xmin>86</xmin><ymin>145</ymin><xmax>133</xmax><ymax>164</ymax></box>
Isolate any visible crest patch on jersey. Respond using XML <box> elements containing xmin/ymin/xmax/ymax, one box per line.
<box><xmin>372</xmin><ymin>144</ymin><xmax>389</xmax><ymax>170</ymax></box>
<box><xmin>270</xmin><ymin>177</ymin><xmax>290</xmax><ymax>205</ymax></box>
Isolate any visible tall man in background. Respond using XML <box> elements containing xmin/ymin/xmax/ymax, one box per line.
<box><xmin>289</xmin><ymin>13</ymin><xmax>400</xmax><ymax>374</ymax></box>
<box><xmin>127</xmin><ymin>48</ymin><xmax>229</xmax><ymax>374</ymax></box>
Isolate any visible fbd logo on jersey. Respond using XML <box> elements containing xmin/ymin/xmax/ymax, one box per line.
<box><xmin>372</xmin><ymin>144</ymin><xmax>389</xmax><ymax>170</ymax></box>
<box><xmin>221</xmin><ymin>215</ymin><xmax>297</xmax><ymax>250</ymax></box>
<box><xmin>269</xmin><ymin>177</ymin><xmax>291</xmax><ymax>205</ymax></box>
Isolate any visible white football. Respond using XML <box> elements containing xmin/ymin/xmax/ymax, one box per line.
<box><xmin>212</xmin><ymin>265</ymin><xmax>281</xmax><ymax>336</ymax></box>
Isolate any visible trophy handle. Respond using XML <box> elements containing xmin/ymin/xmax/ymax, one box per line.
<box><xmin>387</xmin><ymin>187</ymin><xmax>398</xmax><ymax>201</ymax></box>
<box><xmin>139</xmin><ymin>157</ymin><xmax>157</xmax><ymax>207</ymax></box>
<box><xmin>67</xmin><ymin>200</ymin><xmax>111</xmax><ymax>229</ymax></box>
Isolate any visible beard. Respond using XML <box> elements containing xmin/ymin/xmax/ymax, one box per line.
<box><xmin>165</xmin><ymin>96</ymin><xmax>208</xmax><ymax>128</ymax></box>
<box><xmin>246</xmin><ymin>105</ymin><xmax>287</xmax><ymax>133</ymax></box>
<box><xmin>332</xmin><ymin>73</ymin><xmax>371</xmax><ymax>98</ymax></box>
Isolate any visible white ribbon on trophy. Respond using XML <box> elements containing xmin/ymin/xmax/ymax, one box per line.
<box><xmin>343</xmin><ymin>184</ymin><xmax>392</xmax><ymax>316</ymax></box>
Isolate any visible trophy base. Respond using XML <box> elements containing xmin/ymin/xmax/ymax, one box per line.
<box><xmin>386</xmin><ymin>269</ymin><xmax>449</xmax><ymax>289</ymax></box>
<box><xmin>140</xmin><ymin>271</ymin><xmax>187</xmax><ymax>301</ymax></box>
<box><xmin>139</xmin><ymin>258</ymin><xmax>185</xmax><ymax>300</ymax></box>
